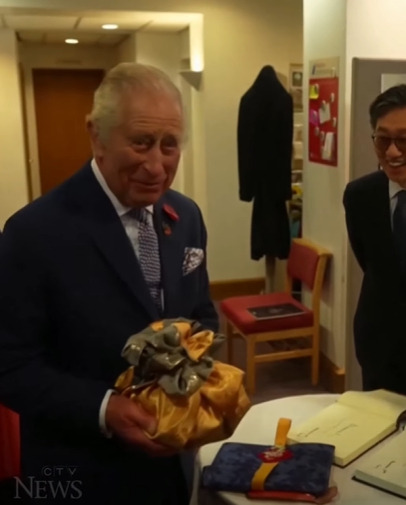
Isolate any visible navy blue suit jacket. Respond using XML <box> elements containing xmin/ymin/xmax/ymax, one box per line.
<box><xmin>0</xmin><ymin>163</ymin><xmax>218</xmax><ymax>503</ymax></box>
<box><xmin>344</xmin><ymin>170</ymin><xmax>406</xmax><ymax>394</ymax></box>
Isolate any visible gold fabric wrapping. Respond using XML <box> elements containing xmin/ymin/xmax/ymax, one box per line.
<box><xmin>114</xmin><ymin>319</ymin><xmax>251</xmax><ymax>450</ymax></box>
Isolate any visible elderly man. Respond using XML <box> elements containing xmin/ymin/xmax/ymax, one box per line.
<box><xmin>0</xmin><ymin>62</ymin><xmax>218</xmax><ymax>504</ymax></box>
<box><xmin>344</xmin><ymin>84</ymin><xmax>406</xmax><ymax>395</ymax></box>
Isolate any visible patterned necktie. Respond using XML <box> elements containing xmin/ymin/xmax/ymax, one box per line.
<box><xmin>393</xmin><ymin>190</ymin><xmax>406</xmax><ymax>275</ymax></box>
<box><xmin>132</xmin><ymin>208</ymin><xmax>162</xmax><ymax>313</ymax></box>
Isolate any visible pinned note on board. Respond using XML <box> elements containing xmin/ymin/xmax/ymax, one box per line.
<box><xmin>319</xmin><ymin>101</ymin><xmax>331</xmax><ymax>124</ymax></box>
<box><xmin>308</xmin><ymin>57</ymin><xmax>339</xmax><ymax>166</ymax></box>
<box><xmin>322</xmin><ymin>132</ymin><xmax>335</xmax><ymax>160</ymax></box>
<box><xmin>309</xmin><ymin>83</ymin><xmax>319</xmax><ymax>99</ymax></box>
<box><xmin>309</xmin><ymin>109</ymin><xmax>319</xmax><ymax>126</ymax></box>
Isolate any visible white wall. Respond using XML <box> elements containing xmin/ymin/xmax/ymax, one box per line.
<box><xmin>0</xmin><ymin>29</ymin><xmax>29</xmax><ymax>227</ymax></box>
<box><xmin>303</xmin><ymin>0</ymin><xmax>347</xmax><ymax>368</ymax></box>
<box><xmin>178</xmin><ymin>20</ymin><xmax>208</xmax><ymax>218</ymax></box>
<box><xmin>0</xmin><ymin>0</ymin><xmax>303</xmax><ymax>284</ymax></box>
<box><xmin>117</xmin><ymin>33</ymin><xmax>136</xmax><ymax>62</ymax></box>
<box><xmin>346</xmin><ymin>0</ymin><xmax>406</xmax><ymax>62</ymax></box>
<box><xmin>135</xmin><ymin>32</ymin><xmax>181</xmax><ymax>85</ymax></box>
<box><xmin>135</xmin><ymin>32</ymin><xmax>185</xmax><ymax>195</ymax></box>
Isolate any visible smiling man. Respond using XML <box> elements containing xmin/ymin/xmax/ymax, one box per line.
<box><xmin>0</xmin><ymin>63</ymin><xmax>218</xmax><ymax>504</ymax></box>
<box><xmin>344</xmin><ymin>84</ymin><xmax>406</xmax><ymax>395</ymax></box>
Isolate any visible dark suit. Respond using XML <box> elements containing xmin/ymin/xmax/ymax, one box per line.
<box><xmin>0</xmin><ymin>162</ymin><xmax>218</xmax><ymax>503</ymax></box>
<box><xmin>237</xmin><ymin>65</ymin><xmax>293</xmax><ymax>260</ymax></box>
<box><xmin>343</xmin><ymin>170</ymin><xmax>406</xmax><ymax>394</ymax></box>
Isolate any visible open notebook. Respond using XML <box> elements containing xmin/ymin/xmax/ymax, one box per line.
<box><xmin>287</xmin><ymin>389</ymin><xmax>406</xmax><ymax>467</ymax></box>
<box><xmin>353</xmin><ymin>429</ymin><xmax>406</xmax><ymax>499</ymax></box>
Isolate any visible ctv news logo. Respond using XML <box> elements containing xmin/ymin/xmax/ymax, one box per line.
<box><xmin>14</xmin><ymin>466</ymin><xmax>83</xmax><ymax>500</ymax></box>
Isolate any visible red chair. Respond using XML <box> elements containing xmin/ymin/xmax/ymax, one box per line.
<box><xmin>220</xmin><ymin>238</ymin><xmax>331</xmax><ymax>396</ymax></box>
<box><xmin>0</xmin><ymin>404</ymin><xmax>20</xmax><ymax>481</ymax></box>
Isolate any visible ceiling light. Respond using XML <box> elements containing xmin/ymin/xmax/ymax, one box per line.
<box><xmin>102</xmin><ymin>24</ymin><xmax>119</xmax><ymax>30</ymax></box>
<box><xmin>65</xmin><ymin>38</ymin><xmax>79</xmax><ymax>44</ymax></box>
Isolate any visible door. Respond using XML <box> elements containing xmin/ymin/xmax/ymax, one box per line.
<box><xmin>32</xmin><ymin>68</ymin><xmax>104</xmax><ymax>195</ymax></box>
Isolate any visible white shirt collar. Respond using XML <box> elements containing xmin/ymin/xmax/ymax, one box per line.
<box><xmin>389</xmin><ymin>178</ymin><xmax>404</xmax><ymax>200</ymax></box>
<box><xmin>91</xmin><ymin>159</ymin><xmax>153</xmax><ymax>216</ymax></box>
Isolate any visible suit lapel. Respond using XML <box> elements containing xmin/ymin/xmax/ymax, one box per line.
<box><xmin>66</xmin><ymin>164</ymin><xmax>159</xmax><ymax>320</ymax></box>
<box><xmin>373</xmin><ymin>174</ymin><xmax>393</xmax><ymax>246</ymax></box>
<box><xmin>154</xmin><ymin>198</ymin><xmax>183</xmax><ymax>316</ymax></box>
<box><xmin>368</xmin><ymin>172</ymin><xmax>401</xmax><ymax>280</ymax></box>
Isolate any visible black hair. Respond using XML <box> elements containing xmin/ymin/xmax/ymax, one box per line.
<box><xmin>369</xmin><ymin>84</ymin><xmax>406</xmax><ymax>129</ymax></box>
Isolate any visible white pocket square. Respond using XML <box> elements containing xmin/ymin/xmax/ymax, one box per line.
<box><xmin>183</xmin><ymin>247</ymin><xmax>204</xmax><ymax>276</ymax></box>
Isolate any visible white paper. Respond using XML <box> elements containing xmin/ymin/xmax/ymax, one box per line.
<box><xmin>322</xmin><ymin>132</ymin><xmax>334</xmax><ymax>160</ymax></box>
<box><xmin>319</xmin><ymin>102</ymin><xmax>331</xmax><ymax>124</ymax></box>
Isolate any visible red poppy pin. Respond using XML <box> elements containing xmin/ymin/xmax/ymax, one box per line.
<box><xmin>162</xmin><ymin>223</ymin><xmax>172</xmax><ymax>236</ymax></box>
<box><xmin>162</xmin><ymin>204</ymin><xmax>179</xmax><ymax>236</ymax></box>
<box><xmin>163</xmin><ymin>204</ymin><xmax>179</xmax><ymax>222</ymax></box>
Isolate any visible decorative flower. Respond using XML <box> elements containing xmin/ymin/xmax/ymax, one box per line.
<box><xmin>163</xmin><ymin>204</ymin><xmax>179</xmax><ymax>222</ymax></box>
<box><xmin>259</xmin><ymin>446</ymin><xmax>293</xmax><ymax>463</ymax></box>
<box><xmin>162</xmin><ymin>222</ymin><xmax>172</xmax><ymax>236</ymax></box>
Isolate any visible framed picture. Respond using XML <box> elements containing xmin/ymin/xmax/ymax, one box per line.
<box><xmin>289</xmin><ymin>63</ymin><xmax>303</xmax><ymax>111</ymax></box>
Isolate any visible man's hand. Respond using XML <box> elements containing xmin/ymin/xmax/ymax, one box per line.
<box><xmin>105</xmin><ymin>394</ymin><xmax>176</xmax><ymax>457</ymax></box>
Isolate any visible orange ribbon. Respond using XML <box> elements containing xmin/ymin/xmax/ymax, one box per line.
<box><xmin>251</xmin><ymin>417</ymin><xmax>292</xmax><ymax>491</ymax></box>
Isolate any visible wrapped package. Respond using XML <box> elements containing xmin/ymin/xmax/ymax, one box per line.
<box><xmin>114</xmin><ymin>318</ymin><xmax>251</xmax><ymax>450</ymax></box>
<box><xmin>201</xmin><ymin>441</ymin><xmax>335</xmax><ymax>498</ymax></box>
<box><xmin>201</xmin><ymin>417</ymin><xmax>337</xmax><ymax>503</ymax></box>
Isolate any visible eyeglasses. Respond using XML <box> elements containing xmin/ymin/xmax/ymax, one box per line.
<box><xmin>371</xmin><ymin>134</ymin><xmax>406</xmax><ymax>153</ymax></box>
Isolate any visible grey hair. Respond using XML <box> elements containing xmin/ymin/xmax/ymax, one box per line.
<box><xmin>369</xmin><ymin>84</ymin><xmax>406</xmax><ymax>129</ymax></box>
<box><xmin>87</xmin><ymin>62</ymin><xmax>183</xmax><ymax>142</ymax></box>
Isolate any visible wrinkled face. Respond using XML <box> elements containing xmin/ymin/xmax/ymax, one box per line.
<box><xmin>88</xmin><ymin>88</ymin><xmax>183</xmax><ymax>207</ymax></box>
<box><xmin>373</xmin><ymin>107</ymin><xmax>406</xmax><ymax>188</ymax></box>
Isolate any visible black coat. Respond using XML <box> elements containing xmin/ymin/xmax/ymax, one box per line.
<box><xmin>0</xmin><ymin>163</ymin><xmax>218</xmax><ymax>504</ymax></box>
<box><xmin>343</xmin><ymin>170</ymin><xmax>406</xmax><ymax>394</ymax></box>
<box><xmin>237</xmin><ymin>65</ymin><xmax>293</xmax><ymax>260</ymax></box>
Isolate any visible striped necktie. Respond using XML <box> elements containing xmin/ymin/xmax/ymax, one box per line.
<box><xmin>393</xmin><ymin>190</ymin><xmax>406</xmax><ymax>276</ymax></box>
<box><xmin>132</xmin><ymin>208</ymin><xmax>162</xmax><ymax>313</ymax></box>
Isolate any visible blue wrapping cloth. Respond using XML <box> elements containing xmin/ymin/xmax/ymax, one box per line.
<box><xmin>201</xmin><ymin>442</ymin><xmax>335</xmax><ymax>497</ymax></box>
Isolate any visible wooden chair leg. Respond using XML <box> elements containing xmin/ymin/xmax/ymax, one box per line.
<box><xmin>225</xmin><ymin>320</ymin><xmax>234</xmax><ymax>364</ymax></box>
<box><xmin>245</xmin><ymin>337</ymin><xmax>256</xmax><ymax>396</ymax></box>
<box><xmin>311</xmin><ymin>329</ymin><xmax>320</xmax><ymax>385</ymax></box>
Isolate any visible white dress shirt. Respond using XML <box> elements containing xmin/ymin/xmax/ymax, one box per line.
<box><xmin>389</xmin><ymin>178</ymin><xmax>405</xmax><ymax>228</ymax></box>
<box><xmin>91</xmin><ymin>159</ymin><xmax>153</xmax><ymax>255</ymax></box>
